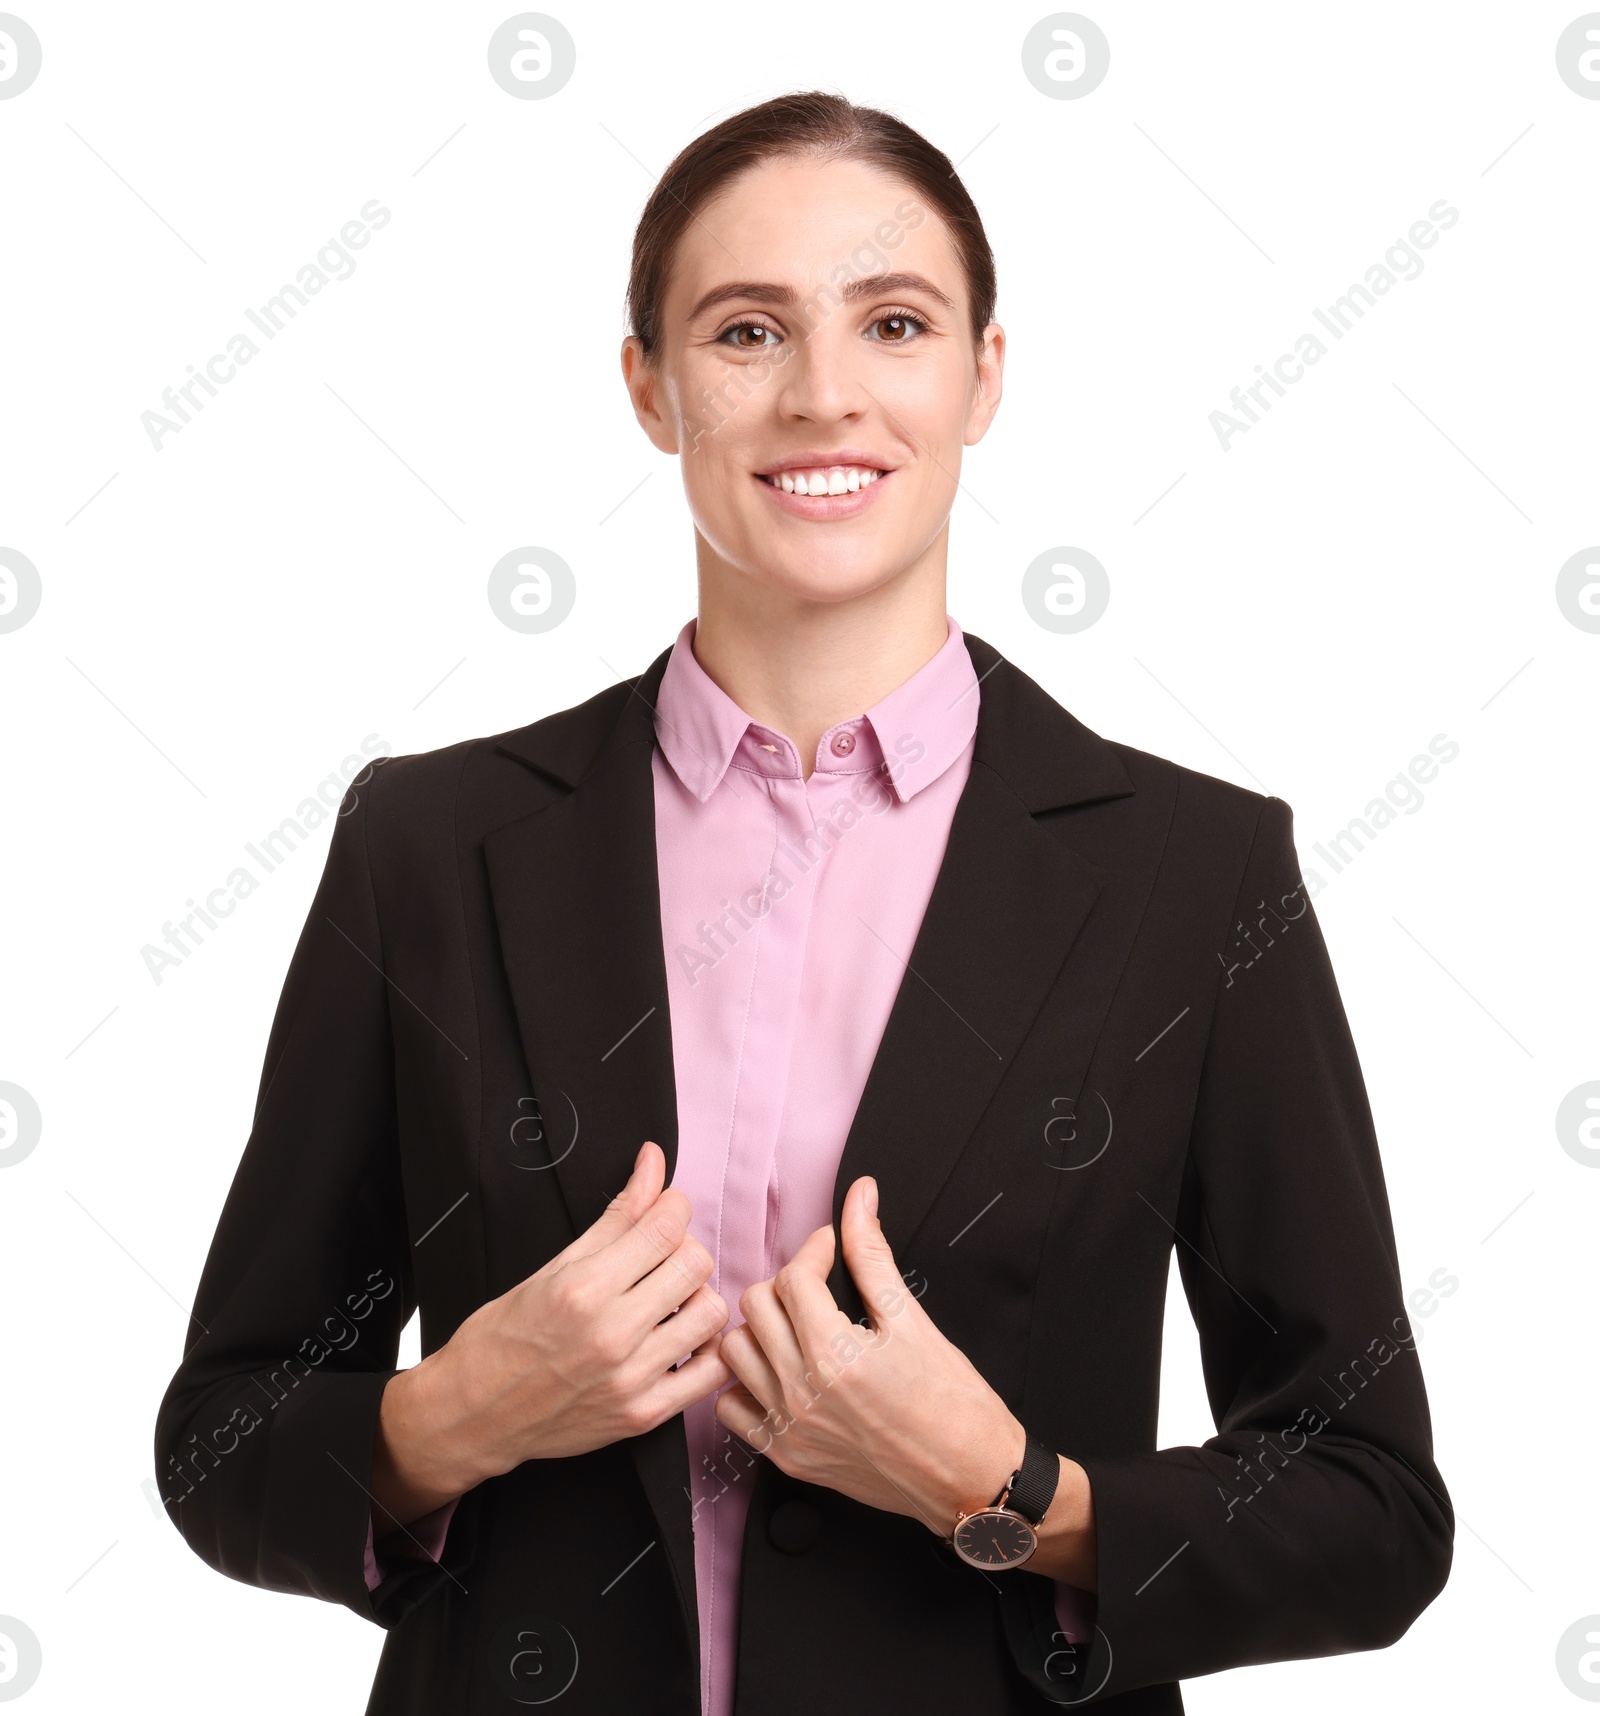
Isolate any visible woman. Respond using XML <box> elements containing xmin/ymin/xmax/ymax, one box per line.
<box><xmin>156</xmin><ymin>91</ymin><xmax>1452</xmax><ymax>1714</ymax></box>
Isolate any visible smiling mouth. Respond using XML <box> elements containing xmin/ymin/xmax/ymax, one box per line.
<box><xmin>757</xmin><ymin>463</ymin><xmax>887</xmax><ymax>495</ymax></box>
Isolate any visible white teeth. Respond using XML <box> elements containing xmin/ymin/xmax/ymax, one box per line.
<box><xmin>769</xmin><ymin>464</ymin><xmax>883</xmax><ymax>495</ymax></box>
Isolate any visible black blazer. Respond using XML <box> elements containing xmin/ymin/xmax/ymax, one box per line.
<box><xmin>155</xmin><ymin>631</ymin><xmax>1451</xmax><ymax>1713</ymax></box>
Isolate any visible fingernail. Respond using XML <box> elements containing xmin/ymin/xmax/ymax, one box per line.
<box><xmin>866</xmin><ymin>1178</ymin><xmax>878</xmax><ymax>1218</ymax></box>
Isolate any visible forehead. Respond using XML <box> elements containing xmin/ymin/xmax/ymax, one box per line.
<box><xmin>663</xmin><ymin>153</ymin><xmax>966</xmax><ymax>316</ymax></box>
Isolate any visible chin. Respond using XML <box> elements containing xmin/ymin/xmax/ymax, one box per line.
<box><xmin>693</xmin><ymin>503</ymin><xmax>915</xmax><ymax>600</ymax></box>
<box><xmin>734</xmin><ymin>543</ymin><xmax>906</xmax><ymax>606</ymax></box>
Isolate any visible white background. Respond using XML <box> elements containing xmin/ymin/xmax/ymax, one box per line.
<box><xmin>2</xmin><ymin>2</ymin><xmax>1597</xmax><ymax>1710</ymax></box>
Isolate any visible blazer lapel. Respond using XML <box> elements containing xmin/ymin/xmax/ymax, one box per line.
<box><xmin>484</xmin><ymin>659</ymin><xmax>680</xmax><ymax>1230</ymax></box>
<box><xmin>482</xmin><ymin>649</ymin><xmax>701</xmax><ymax>1657</ymax></box>
<box><xmin>823</xmin><ymin>631</ymin><xmax>1137</xmax><ymax>1317</ymax></box>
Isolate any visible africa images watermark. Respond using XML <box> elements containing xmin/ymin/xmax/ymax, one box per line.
<box><xmin>1214</xmin><ymin>733</ymin><xmax>1460</xmax><ymax>987</ymax></box>
<box><xmin>1300</xmin><ymin>732</ymin><xmax>1459</xmax><ymax>892</ymax></box>
<box><xmin>1217</xmin><ymin>1266</ymin><xmax>1458</xmax><ymax>1523</ymax></box>
<box><xmin>140</xmin><ymin>735</ymin><xmax>389</xmax><ymax>984</ymax></box>
<box><xmin>140</xmin><ymin>198</ymin><xmax>392</xmax><ymax>452</ymax></box>
<box><xmin>1209</xmin><ymin>198</ymin><xmax>1460</xmax><ymax>452</ymax></box>
<box><xmin>151</xmin><ymin>1267</ymin><xmax>398</xmax><ymax>1513</ymax></box>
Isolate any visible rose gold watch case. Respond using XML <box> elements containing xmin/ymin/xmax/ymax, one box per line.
<box><xmin>948</xmin><ymin>1502</ymin><xmax>1039</xmax><ymax>1570</ymax></box>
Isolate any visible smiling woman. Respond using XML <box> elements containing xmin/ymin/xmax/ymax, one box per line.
<box><xmin>619</xmin><ymin>98</ymin><xmax>1002</xmax><ymax>665</ymax></box>
<box><xmin>157</xmin><ymin>89</ymin><xmax>1451</xmax><ymax>1716</ymax></box>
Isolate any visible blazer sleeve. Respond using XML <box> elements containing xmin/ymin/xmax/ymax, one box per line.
<box><xmin>1008</xmin><ymin>794</ymin><xmax>1453</xmax><ymax>1703</ymax></box>
<box><xmin>153</xmin><ymin>766</ymin><xmax>454</xmax><ymax>1628</ymax></box>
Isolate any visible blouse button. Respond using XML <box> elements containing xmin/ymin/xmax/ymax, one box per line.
<box><xmin>830</xmin><ymin>731</ymin><xmax>856</xmax><ymax>757</ymax></box>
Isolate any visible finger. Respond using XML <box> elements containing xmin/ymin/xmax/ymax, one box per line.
<box><xmin>769</xmin><ymin>1222</ymin><xmax>850</xmax><ymax>1353</ymax></box>
<box><xmin>598</xmin><ymin>1139</ymin><xmax>664</xmax><ymax>1229</ymax></box>
<box><xmin>736</xmin><ymin>1280</ymin><xmax>806</xmax><ymax>1399</ymax></box>
<box><xmin>590</xmin><ymin>1175</ymin><xmax>701</xmax><ymax>1295</ymax></box>
<box><xmin>553</xmin><ymin>1245</ymin><xmax>711</xmax><ymax>1385</ymax></box>
<box><xmin>637</xmin><ymin>1338</ymin><xmax>734</xmax><ymax>1428</ymax></box>
<box><xmin>637</xmin><ymin>1282</ymin><xmax>729</xmax><ymax>1373</ymax></box>
<box><xmin>717</xmin><ymin>1318</ymin><xmax>784</xmax><ymax>1413</ymax></box>
<box><xmin>621</xmin><ymin>1226</ymin><xmax>720</xmax><ymax>1343</ymax></box>
<box><xmin>558</xmin><ymin>1140</ymin><xmax>669</xmax><ymax>1265</ymax></box>
<box><xmin>714</xmin><ymin>1382</ymin><xmax>774</xmax><ymax>1448</ymax></box>
<box><xmin>839</xmin><ymin>1176</ymin><xmax>915</xmax><ymax>1330</ymax></box>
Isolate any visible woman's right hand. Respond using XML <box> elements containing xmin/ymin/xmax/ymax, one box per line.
<box><xmin>370</xmin><ymin>1139</ymin><xmax>731</xmax><ymax>1530</ymax></box>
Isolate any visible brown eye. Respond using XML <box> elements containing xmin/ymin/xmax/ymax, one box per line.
<box><xmin>722</xmin><ymin>323</ymin><xmax>777</xmax><ymax>349</ymax></box>
<box><xmin>867</xmin><ymin>311</ymin><xmax>930</xmax><ymax>344</ymax></box>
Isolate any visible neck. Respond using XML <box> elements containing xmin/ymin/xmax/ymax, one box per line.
<box><xmin>690</xmin><ymin>539</ymin><xmax>951</xmax><ymax>781</ymax></box>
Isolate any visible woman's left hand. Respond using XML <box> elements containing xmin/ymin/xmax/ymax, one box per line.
<box><xmin>713</xmin><ymin>1173</ymin><xmax>1029</xmax><ymax>1539</ymax></box>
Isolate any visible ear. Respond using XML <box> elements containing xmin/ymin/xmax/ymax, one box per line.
<box><xmin>621</xmin><ymin>335</ymin><xmax>682</xmax><ymax>456</ymax></box>
<box><xmin>964</xmin><ymin>321</ymin><xmax>1006</xmax><ymax>446</ymax></box>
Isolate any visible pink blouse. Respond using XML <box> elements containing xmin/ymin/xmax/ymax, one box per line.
<box><xmin>366</xmin><ymin>614</ymin><xmax>1094</xmax><ymax>1713</ymax></box>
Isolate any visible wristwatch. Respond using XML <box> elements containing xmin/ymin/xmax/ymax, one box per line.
<box><xmin>947</xmin><ymin>1435</ymin><xmax>1060</xmax><ymax>1570</ymax></box>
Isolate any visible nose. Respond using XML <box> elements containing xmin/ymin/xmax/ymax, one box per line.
<box><xmin>771</xmin><ymin>315</ymin><xmax>873</xmax><ymax>424</ymax></box>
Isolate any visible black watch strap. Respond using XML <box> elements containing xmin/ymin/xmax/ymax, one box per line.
<box><xmin>1000</xmin><ymin>1436</ymin><xmax>1060</xmax><ymax>1527</ymax></box>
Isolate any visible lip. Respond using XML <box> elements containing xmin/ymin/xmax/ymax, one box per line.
<box><xmin>754</xmin><ymin>449</ymin><xmax>896</xmax><ymax>477</ymax></box>
<box><xmin>752</xmin><ymin>466</ymin><xmax>893</xmax><ymax>520</ymax></box>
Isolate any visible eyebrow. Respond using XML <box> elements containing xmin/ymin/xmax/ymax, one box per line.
<box><xmin>686</xmin><ymin>270</ymin><xmax>957</xmax><ymax>323</ymax></box>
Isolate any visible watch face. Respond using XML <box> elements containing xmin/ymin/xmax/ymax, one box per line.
<box><xmin>951</xmin><ymin>1507</ymin><xmax>1038</xmax><ymax>1569</ymax></box>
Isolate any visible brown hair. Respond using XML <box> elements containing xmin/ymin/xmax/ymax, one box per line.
<box><xmin>626</xmin><ymin>91</ymin><xmax>997</xmax><ymax>362</ymax></box>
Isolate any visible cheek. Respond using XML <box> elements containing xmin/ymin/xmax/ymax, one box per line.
<box><xmin>903</xmin><ymin>366</ymin><xmax>976</xmax><ymax>448</ymax></box>
<box><xmin>872</xmin><ymin>371</ymin><xmax>973</xmax><ymax>485</ymax></box>
<box><xmin>677</xmin><ymin>444</ymin><xmax>756</xmax><ymax>535</ymax></box>
<box><xmin>675</xmin><ymin>393</ymin><xmax>763</xmax><ymax>497</ymax></box>
<box><xmin>679</xmin><ymin>446</ymin><xmax>734</xmax><ymax>504</ymax></box>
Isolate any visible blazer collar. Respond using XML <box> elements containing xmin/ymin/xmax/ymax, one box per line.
<box><xmin>493</xmin><ymin>628</ymin><xmax>1136</xmax><ymax>817</ymax></box>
